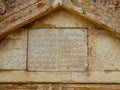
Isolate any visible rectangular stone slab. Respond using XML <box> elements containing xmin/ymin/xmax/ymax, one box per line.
<box><xmin>0</xmin><ymin>71</ymin><xmax>120</xmax><ymax>83</ymax></box>
<box><xmin>28</xmin><ymin>29</ymin><xmax>58</xmax><ymax>71</ymax></box>
<box><xmin>1</xmin><ymin>84</ymin><xmax>120</xmax><ymax>90</ymax></box>
<box><xmin>0</xmin><ymin>29</ymin><xmax>27</xmax><ymax>69</ymax></box>
<box><xmin>0</xmin><ymin>84</ymin><xmax>51</xmax><ymax>90</ymax></box>
<box><xmin>88</xmin><ymin>29</ymin><xmax>120</xmax><ymax>70</ymax></box>
<box><xmin>58</xmin><ymin>29</ymin><xmax>87</xmax><ymax>71</ymax></box>
<box><xmin>28</xmin><ymin>29</ymin><xmax>87</xmax><ymax>71</ymax></box>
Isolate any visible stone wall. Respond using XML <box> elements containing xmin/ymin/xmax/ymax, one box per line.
<box><xmin>0</xmin><ymin>9</ymin><xmax>120</xmax><ymax>89</ymax></box>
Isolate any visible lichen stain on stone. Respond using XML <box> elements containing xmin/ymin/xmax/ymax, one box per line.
<box><xmin>93</xmin><ymin>0</ymin><xmax>96</xmax><ymax>3</ymax></box>
<box><xmin>5</xmin><ymin>0</ymin><xmax>31</xmax><ymax>11</ymax></box>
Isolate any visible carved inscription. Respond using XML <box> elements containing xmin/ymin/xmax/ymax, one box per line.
<box><xmin>28</xmin><ymin>29</ymin><xmax>58</xmax><ymax>71</ymax></box>
<box><xmin>28</xmin><ymin>29</ymin><xmax>87</xmax><ymax>71</ymax></box>
<box><xmin>58</xmin><ymin>29</ymin><xmax>87</xmax><ymax>71</ymax></box>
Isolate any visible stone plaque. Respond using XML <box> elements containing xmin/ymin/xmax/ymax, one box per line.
<box><xmin>28</xmin><ymin>29</ymin><xmax>87</xmax><ymax>71</ymax></box>
<box><xmin>58</xmin><ymin>29</ymin><xmax>87</xmax><ymax>71</ymax></box>
<box><xmin>28</xmin><ymin>29</ymin><xmax>58</xmax><ymax>71</ymax></box>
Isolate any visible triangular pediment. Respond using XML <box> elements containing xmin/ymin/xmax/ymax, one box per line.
<box><xmin>0</xmin><ymin>1</ymin><xmax>120</xmax><ymax>83</ymax></box>
<box><xmin>24</xmin><ymin>9</ymin><xmax>96</xmax><ymax>29</ymax></box>
<box><xmin>0</xmin><ymin>0</ymin><xmax>120</xmax><ymax>40</ymax></box>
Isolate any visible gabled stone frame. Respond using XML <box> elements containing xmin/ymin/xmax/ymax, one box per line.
<box><xmin>0</xmin><ymin>0</ymin><xmax>120</xmax><ymax>41</ymax></box>
<box><xmin>0</xmin><ymin>0</ymin><xmax>120</xmax><ymax>84</ymax></box>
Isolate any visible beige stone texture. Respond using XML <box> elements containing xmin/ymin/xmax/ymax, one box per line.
<box><xmin>0</xmin><ymin>0</ymin><xmax>120</xmax><ymax>41</ymax></box>
<box><xmin>0</xmin><ymin>71</ymin><xmax>120</xmax><ymax>83</ymax></box>
<box><xmin>26</xmin><ymin>10</ymin><xmax>94</xmax><ymax>28</ymax></box>
<box><xmin>0</xmin><ymin>0</ymin><xmax>5</xmax><ymax>14</ymax></box>
<box><xmin>0</xmin><ymin>0</ymin><xmax>54</xmax><ymax>40</ymax></box>
<box><xmin>0</xmin><ymin>0</ymin><xmax>120</xmax><ymax>84</ymax></box>
<box><xmin>0</xmin><ymin>71</ymin><xmax>71</xmax><ymax>83</ymax></box>
<box><xmin>58</xmin><ymin>84</ymin><xmax>120</xmax><ymax>90</ymax></box>
<box><xmin>28</xmin><ymin>29</ymin><xmax>87</xmax><ymax>71</ymax></box>
<box><xmin>0</xmin><ymin>84</ymin><xmax>51</xmax><ymax>90</ymax></box>
<box><xmin>1</xmin><ymin>84</ymin><xmax>120</xmax><ymax>90</ymax></box>
<box><xmin>28</xmin><ymin>29</ymin><xmax>58</xmax><ymax>71</ymax></box>
<box><xmin>58</xmin><ymin>29</ymin><xmax>87</xmax><ymax>71</ymax></box>
<box><xmin>72</xmin><ymin>71</ymin><xmax>120</xmax><ymax>83</ymax></box>
<box><xmin>88</xmin><ymin>29</ymin><xmax>120</xmax><ymax>70</ymax></box>
<box><xmin>63</xmin><ymin>0</ymin><xmax>120</xmax><ymax>37</ymax></box>
<box><xmin>0</xmin><ymin>29</ymin><xmax>27</xmax><ymax>69</ymax></box>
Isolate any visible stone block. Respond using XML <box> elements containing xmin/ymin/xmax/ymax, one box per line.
<box><xmin>88</xmin><ymin>29</ymin><xmax>120</xmax><ymax>70</ymax></box>
<box><xmin>0</xmin><ymin>29</ymin><xmax>27</xmax><ymax>69</ymax></box>
<box><xmin>0</xmin><ymin>84</ymin><xmax>51</xmax><ymax>90</ymax></box>
<box><xmin>72</xmin><ymin>71</ymin><xmax>120</xmax><ymax>83</ymax></box>
<box><xmin>0</xmin><ymin>71</ymin><xmax>71</xmax><ymax>83</ymax></box>
<box><xmin>59</xmin><ymin>84</ymin><xmax>120</xmax><ymax>90</ymax></box>
<box><xmin>58</xmin><ymin>29</ymin><xmax>87</xmax><ymax>71</ymax></box>
<box><xmin>0</xmin><ymin>71</ymin><xmax>120</xmax><ymax>83</ymax></box>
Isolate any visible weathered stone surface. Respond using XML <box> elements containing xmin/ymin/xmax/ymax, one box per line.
<box><xmin>58</xmin><ymin>84</ymin><xmax>120</xmax><ymax>90</ymax></box>
<box><xmin>0</xmin><ymin>84</ymin><xmax>120</xmax><ymax>90</ymax></box>
<box><xmin>88</xmin><ymin>29</ymin><xmax>120</xmax><ymax>70</ymax></box>
<box><xmin>58</xmin><ymin>29</ymin><xmax>87</xmax><ymax>71</ymax></box>
<box><xmin>0</xmin><ymin>84</ymin><xmax>51</xmax><ymax>90</ymax></box>
<box><xmin>0</xmin><ymin>29</ymin><xmax>27</xmax><ymax>69</ymax></box>
<box><xmin>26</xmin><ymin>10</ymin><xmax>95</xmax><ymax>28</ymax></box>
<box><xmin>92</xmin><ymin>0</ymin><xmax>120</xmax><ymax>19</ymax></box>
<box><xmin>0</xmin><ymin>0</ymin><xmax>54</xmax><ymax>40</ymax></box>
<box><xmin>28</xmin><ymin>29</ymin><xmax>87</xmax><ymax>71</ymax></box>
<box><xmin>0</xmin><ymin>0</ymin><xmax>120</xmax><ymax>41</ymax></box>
<box><xmin>0</xmin><ymin>0</ymin><xmax>5</xmax><ymax>14</ymax></box>
<box><xmin>5</xmin><ymin>0</ymin><xmax>32</xmax><ymax>12</ymax></box>
<box><xmin>0</xmin><ymin>0</ymin><xmax>120</xmax><ymax>85</ymax></box>
<box><xmin>28</xmin><ymin>29</ymin><xmax>58</xmax><ymax>71</ymax></box>
<box><xmin>72</xmin><ymin>71</ymin><xmax>120</xmax><ymax>83</ymax></box>
<box><xmin>63</xmin><ymin>0</ymin><xmax>120</xmax><ymax>37</ymax></box>
<box><xmin>0</xmin><ymin>71</ymin><xmax>71</xmax><ymax>83</ymax></box>
<box><xmin>0</xmin><ymin>71</ymin><xmax>120</xmax><ymax>83</ymax></box>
